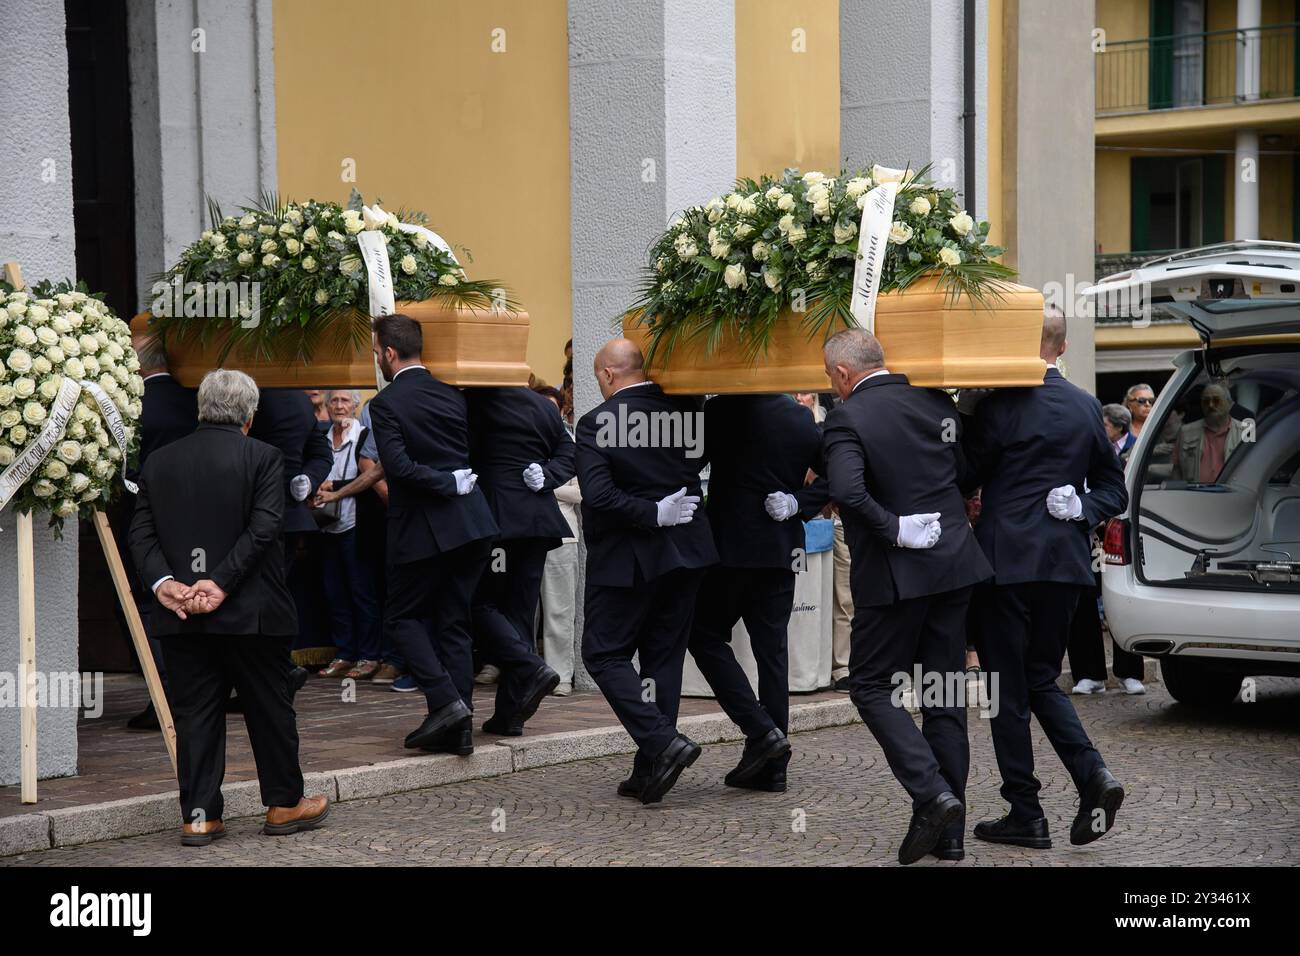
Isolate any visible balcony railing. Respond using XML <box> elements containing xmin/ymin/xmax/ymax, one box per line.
<box><xmin>1097</xmin><ymin>23</ymin><xmax>1300</xmax><ymax>114</ymax></box>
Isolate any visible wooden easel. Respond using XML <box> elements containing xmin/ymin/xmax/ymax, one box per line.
<box><xmin>3</xmin><ymin>261</ymin><xmax>176</xmax><ymax>804</ymax></box>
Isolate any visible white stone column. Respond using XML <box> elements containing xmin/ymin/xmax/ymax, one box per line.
<box><xmin>1234</xmin><ymin>128</ymin><xmax>1260</xmax><ymax>240</ymax></box>
<box><xmin>126</xmin><ymin>0</ymin><xmax>278</xmax><ymax>313</ymax></box>
<box><xmin>567</xmin><ymin>0</ymin><xmax>735</xmax><ymax>687</ymax></box>
<box><xmin>1237</xmin><ymin>0</ymin><xmax>1262</xmax><ymax>103</ymax></box>
<box><xmin>0</xmin><ymin>0</ymin><xmax>81</xmax><ymax>784</ymax></box>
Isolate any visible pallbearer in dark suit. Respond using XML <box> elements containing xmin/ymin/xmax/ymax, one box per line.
<box><xmin>466</xmin><ymin>386</ymin><xmax>571</xmax><ymax>735</ymax></box>
<box><xmin>688</xmin><ymin>394</ymin><xmax>828</xmax><ymax>792</ymax></box>
<box><xmin>367</xmin><ymin>314</ymin><xmax>499</xmax><ymax>756</ymax></box>
<box><xmin>128</xmin><ymin>370</ymin><xmax>329</xmax><ymax>846</ymax></box>
<box><xmin>821</xmin><ymin>329</ymin><xmax>992</xmax><ymax>865</ymax></box>
<box><xmin>577</xmin><ymin>339</ymin><xmax>719</xmax><ymax>804</ymax></box>
<box><xmin>961</xmin><ymin>310</ymin><xmax>1129</xmax><ymax>850</ymax></box>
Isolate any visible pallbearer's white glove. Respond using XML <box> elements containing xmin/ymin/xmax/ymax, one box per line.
<box><xmin>656</xmin><ymin>487</ymin><xmax>700</xmax><ymax>527</ymax></box>
<box><xmin>522</xmin><ymin>462</ymin><xmax>546</xmax><ymax>492</ymax></box>
<box><xmin>453</xmin><ymin>468</ymin><xmax>478</xmax><ymax>495</ymax></box>
<box><xmin>764</xmin><ymin>491</ymin><xmax>799</xmax><ymax>522</ymax></box>
<box><xmin>1046</xmin><ymin>484</ymin><xmax>1083</xmax><ymax>521</ymax></box>
<box><xmin>896</xmin><ymin>512</ymin><xmax>942</xmax><ymax>549</ymax></box>
<box><xmin>289</xmin><ymin>474</ymin><xmax>311</xmax><ymax>502</ymax></box>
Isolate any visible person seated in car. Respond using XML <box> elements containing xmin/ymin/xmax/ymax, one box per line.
<box><xmin>1172</xmin><ymin>383</ymin><xmax>1246</xmax><ymax>483</ymax></box>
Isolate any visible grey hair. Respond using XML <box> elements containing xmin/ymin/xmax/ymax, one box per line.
<box><xmin>134</xmin><ymin>336</ymin><xmax>168</xmax><ymax>373</ymax></box>
<box><xmin>1124</xmin><ymin>383</ymin><xmax>1153</xmax><ymax>403</ymax></box>
<box><xmin>1101</xmin><ymin>403</ymin><xmax>1131</xmax><ymax>430</ymax></box>
<box><xmin>326</xmin><ymin>389</ymin><xmax>361</xmax><ymax>406</ymax></box>
<box><xmin>823</xmin><ymin>328</ymin><xmax>885</xmax><ymax>373</ymax></box>
<box><xmin>197</xmin><ymin>369</ymin><xmax>260</xmax><ymax>426</ymax></box>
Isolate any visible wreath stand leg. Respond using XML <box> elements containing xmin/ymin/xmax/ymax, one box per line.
<box><xmin>16</xmin><ymin>510</ymin><xmax>37</xmax><ymax>804</ymax></box>
<box><xmin>93</xmin><ymin>512</ymin><xmax>177</xmax><ymax>775</ymax></box>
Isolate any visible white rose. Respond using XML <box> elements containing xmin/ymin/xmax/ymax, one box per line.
<box><xmin>6</xmin><ymin>302</ymin><xmax>25</xmax><ymax>318</ymax></box>
<box><xmin>909</xmin><ymin>196</ymin><xmax>932</xmax><ymax>216</ymax></box>
<box><xmin>45</xmin><ymin>347</ymin><xmax>64</xmax><ymax>365</ymax></box>
<box><xmin>70</xmin><ymin>472</ymin><xmax>91</xmax><ymax>493</ymax></box>
<box><xmin>27</xmin><ymin>305</ymin><xmax>49</xmax><ymax>325</ymax></box>
<box><xmin>0</xmin><ymin>409</ymin><xmax>20</xmax><ymax>429</ymax></box>
<box><xmin>344</xmin><ymin>216</ymin><xmax>364</xmax><ymax>235</ymax></box>
<box><xmin>939</xmin><ymin>246</ymin><xmax>963</xmax><ymax>267</ymax></box>
<box><xmin>676</xmin><ymin>239</ymin><xmax>698</xmax><ymax>261</ymax></box>
<box><xmin>6</xmin><ymin>348</ymin><xmax>32</xmax><ymax>373</ymax></box>
<box><xmin>763</xmin><ymin>268</ymin><xmax>782</xmax><ymax>291</ymax></box>
<box><xmin>82</xmin><ymin>441</ymin><xmax>100</xmax><ymax>463</ymax></box>
<box><xmin>278</xmin><ymin>221</ymin><xmax>296</xmax><ymax>237</ymax></box>
<box><xmin>802</xmin><ymin>171</ymin><xmax>826</xmax><ymax>185</ymax></box>
<box><xmin>438</xmin><ymin>273</ymin><xmax>459</xmax><ymax>286</ymax></box>
<box><xmin>52</xmin><ymin>316</ymin><xmax>71</xmax><ymax>334</ymax></box>
<box><xmin>833</xmin><ymin>221</ymin><xmax>858</xmax><ymax>244</ymax></box>
<box><xmin>67</xmin><ymin>421</ymin><xmax>86</xmax><ymax>439</ymax></box>
<box><xmin>752</xmin><ymin>241</ymin><xmax>771</xmax><ymax>262</ymax></box>
<box><xmin>14</xmin><ymin>325</ymin><xmax>37</xmax><ymax>347</ymax></box>
<box><xmin>238</xmin><ymin>251</ymin><xmax>254</xmax><ymax>266</ymax></box>
<box><xmin>32</xmin><ymin>356</ymin><xmax>52</xmax><ymax>375</ymax></box>
<box><xmin>314</xmin><ymin>289</ymin><xmax>330</xmax><ymax>305</ymax></box>
<box><xmin>845</xmin><ymin>177</ymin><xmax>871</xmax><ymax>199</ymax></box>
<box><xmin>55</xmin><ymin>500</ymin><xmax>78</xmax><ymax>518</ymax></box>
<box><xmin>239</xmin><ymin>213</ymin><xmax>257</xmax><ymax>228</ymax></box>
<box><xmin>64</xmin><ymin>357</ymin><xmax>85</xmax><ymax>380</ymax></box>
<box><xmin>60</xmin><ymin>335</ymin><xmax>80</xmax><ymax>356</ymax></box>
<box><xmin>888</xmin><ymin>221</ymin><xmax>914</xmax><ymax>245</ymax></box>
<box><xmin>236</xmin><ymin>233</ymin><xmax>255</xmax><ymax>248</ymax></box>
<box><xmin>262</xmin><ymin>253</ymin><xmax>280</xmax><ymax>267</ymax></box>
<box><xmin>287</xmin><ymin>208</ymin><xmax>303</xmax><ymax>225</ymax></box>
<box><xmin>12</xmin><ymin>377</ymin><xmax>34</xmax><ymax>399</ymax></box>
<box><xmin>949</xmin><ymin>211</ymin><xmax>974</xmax><ymax>236</ymax></box>
<box><xmin>82</xmin><ymin>356</ymin><xmax>99</xmax><ymax>376</ymax></box>
<box><xmin>258</xmin><ymin>224</ymin><xmax>275</xmax><ymax>236</ymax></box>
<box><xmin>285</xmin><ymin>238</ymin><xmax>301</xmax><ymax>255</ymax></box>
<box><xmin>0</xmin><ymin>384</ymin><xmax>12</xmax><ymax>406</ymax></box>
<box><xmin>261</xmin><ymin>239</ymin><xmax>278</xmax><ymax>254</ymax></box>
<box><xmin>806</xmin><ymin>183</ymin><xmax>829</xmax><ymax>205</ymax></box>
<box><xmin>57</xmin><ymin>439</ymin><xmax>82</xmax><ymax>464</ymax></box>
<box><xmin>704</xmin><ymin>198</ymin><xmax>726</xmax><ymax>224</ymax></box>
<box><xmin>733</xmin><ymin>223</ymin><xmax>754</xmax><ymax>240</ymax></box>
<box><xmin>871</xmin><ymin>165</ymin><xmax>908</xmax><ymax>185</ymax></box>
<box><xmin>813</xmin><ymin>198</ymin><xmax>830</xmax><ymax>218</ymax></box>
<box><xmin>787</xmin><ymin>223</ymin><xmax>807</xmax><ymax>243</ymax></box>
<box><xmin>765</xmin><ymin>187</ymin><xmax>785</xmax><ymax>202</ymax></box>
<box><xmin>778</xmin><ymin>213</ymin><xmax>795</xmax><ymax>234</ymax></box>
<box><xmin>725</xmin><ymin>193</ymin><xmax>743</xmax><ymax>210</ymax></box>
<box><xmin>0</xmin><ymin>445</ymin><xmax>12</xmax><ymax>466</ymax></box>
<box><xmin>44</xmin><ymin>459</ymin><xmax>68</xmax><ymax>480</ymax></box>
<box><xmin>300</xmin><ymin>256</ymin><xmax>317</xmax><ymax>273</ymax></box>
<box><xmin>303</xmin><ymin>226</ymin><xmax>319</xmax><ymax>245</ymax></box>
<box><xmin>412</xmin><ymin>231</ymin><xmax>428</xmax><ymax>250</ymax></box>
<box><xmin>31</xmin><ymin>478</ymin><xmax>55</xmax><ymax>498</ymax></box>
<box><xmin>400</xmin><ymin>254</ymin><xmax>418</xmax><ymax>275</ymax></box>
<box><xmin>22</xmin><ymin>401</ymin><xmax>46</xmax><ymax>425</ymax></box>
<box><xmin>723</xmin><ymin>263</ymin><xmax>747</xmax><ymax>289</ymax></box>
<box><xmin>339</xmin><ymin>255</ymin><xmax>362</xmax><ymax>275</ymax></box>
<box><xmin>777</xmin><ymin>193</ymin><xmax>795</xmax><ymax>212</ymax></box>
<box><xmin>39</xmin><ymin>379</ymin><xmax>60</xmax><ymax>401</ymax></box>
<box><xmin>207</xmin><ymin>232</ymin><xmax>227</xmax><ymax>247</ymax></box>
<box><xmin>327</xmin><ymin>230</ymin><xmax>345</xmax><ymax>243</ymax></box>
<box><xmin>709</xmin><ymin>239</ymin><xmax>730</xmax><ymax>259</ymax></box>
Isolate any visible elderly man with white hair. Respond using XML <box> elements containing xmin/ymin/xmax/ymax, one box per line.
<box><xmin>129</xmin><ymin>369</ymin><xmax>329</xmax><ymax>846</ymax></box>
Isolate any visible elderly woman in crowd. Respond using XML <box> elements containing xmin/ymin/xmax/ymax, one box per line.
<box><xmin>315</xmin><ymin>389</ymin><xmax>381</xmax><ymax>679</ymax></box>
<box><xmin>1101</xmin><ymin>403</ymin><xmax>1134</xmax><ymax>462</ymax></box>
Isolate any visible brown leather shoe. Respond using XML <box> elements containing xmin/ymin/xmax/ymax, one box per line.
<box><xmin>181</xmin><ymin>819</ymin><xmax>226</xmax><ymax>847</ymax></box>
<box><xmin>263</xmin><ymin>794</ymin><xmax>330</xmax><ymax>836</ymax></box>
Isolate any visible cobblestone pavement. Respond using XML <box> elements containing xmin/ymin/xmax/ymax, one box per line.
<box><xmin>5</xmin><ymin>679</ymin><xmax>1298</xmax><ymax>866</ymax></box>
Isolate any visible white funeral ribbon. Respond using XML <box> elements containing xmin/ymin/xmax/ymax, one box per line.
<box><xmin>356</xmin><ymin>204</ymin><xmax>461</xmax><ymax>391</ymax></box>
<box><xmin>0</xmin><ymin>376</ymin><xmax>137</xmax><ymax>513</ymax></box>
<box><xmin>849</xmin><ymin>166</ymin><xmax>907</xmax><ymax>332</ymax></box>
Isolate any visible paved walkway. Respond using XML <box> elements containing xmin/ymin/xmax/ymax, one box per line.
<box><xmin>5</xmin><ymin>678</ymin><xmax>1297</xmax><ymax>866</ymax></box>
<box><xmin>0</xmin><ymin>671</ymin><xmax>835</xmax><ymax>819</ymax></box>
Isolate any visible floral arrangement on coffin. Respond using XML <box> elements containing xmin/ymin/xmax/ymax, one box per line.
<box><xmin>0</xmin><ymin>280</ymin><xmax>141</xmax><ymax>528</ymax></box>
<box><xmin>628</xmin><ymin>165</ymin><xmax>1016</xmax><ymax>363</ymax></box>
<box><xmin>152</xmin><ymin>190</ymin><xmax>515</xmax><ymax>363</ymax></box>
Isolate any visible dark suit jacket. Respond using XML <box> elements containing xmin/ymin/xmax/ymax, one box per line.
<box><xmin>576</xmin><ymin>382</ymin><xmax>718</xmax><ymax>587</ymax></box>
<box><xmin>128</xmin><ymin>424</ymin><xmax>296</xmax><ymax>636</ymax></box>
<box><xmin>367</xmin><ymin>366</ymin><xmax>498</xmax><ymax>563</ymax></box>
<box><xmin>823</xmin><ymin>373</ymin><xmax>991</xmax><ymax>606</ymax></box>
<box><xmin>136</xmin><ymin>373</ymin><xmax>197</xmax><ymax>472</ymax></box>
<box><xmin>704</xmin><ymin>394</ymin><xmax>829</xmax><ymax>569</ymax></box>
<box><xmin>467</xmin><ymin>386</ymin><xmax>575</xmax><ymax>543</ymax></box>
<box><xmin>963</xmin><ymin>367</ymin><xmax>1129</xmax><ymax>587</ymax></box>
<box><xmin>247</xmin><ymin>389</ymin><xmax>332</xmax><ymax>534</ymax></box>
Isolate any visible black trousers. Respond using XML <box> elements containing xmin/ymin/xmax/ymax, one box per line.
<box><xmin>473</xmin><ymin>537</ymin><xmax>551</xmax><ymax>717</ymax></box>
<box><xmin>1066</xmin><ymin>581</ymin><xmax>1144</xmax><ymax>682</ymax></box>
<box><xmin>583</xmin><ymin>566</ymin><xmax>707</xmax><ymax>759</ymax></box>
<box><xmin>162</xmin><ymin>635</ymin><xmax>304</xmax><ymax>825</ymax></box>
<box><xmin>386</xmin><ymin>539</ymin><xmax>492</xmax><ymax>712</ymax></box>
<box><xmin>688</xmin><ymin>566</ymin><xmax>794</xmax><ymax>754</ymax></box>
<box><xmin>976</xmin><ymin>582</ymin><xmax>1107</xmax><ymax>821</ymax></box>
<box><xmin>849</xmin><ymin>586</ymin><xmax>971</xmax><ymax>828</ymax></box>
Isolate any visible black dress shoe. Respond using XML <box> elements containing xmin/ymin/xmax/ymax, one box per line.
<box><xmin>724</xmin><ymin>728</ymin><xmax>792</xmax><ymax>789</ymax></box>
<box><xmin>898</xmin><ymin>791</ymin><xmax>964</xmax><ymax>865</ymax></box>
<box><xmin>421</xmin><ymin>720</ymin><xmax>474</xmax><ymax>756</ymax></box>
<box><xmin>833</xmin><ymin>676</ymin><xmax>851</xmax><ymax>694</ymax></box>
<box><xmin>289</xmin><ymin>666</ymin><xmax>309</xmax><ymax>696</ymax></box>
<box><xmin>639</xmin><ymin>734</ymin><xmax>701</xmax><ymax>805</ymax></box>
<box><xmin>973</xmin><ymin>814</ymin><xmax>1052</xmax><ymax>849</ymax></box>
<box><xmin>482</xmin><ymin>714</ymin><xmax>523</xmax><ymax>736</ymax></box>
<box><xmin>1071</xmin><ymin>767</ymin><xmax>1125</xmax><ymax>846</ymax></box>
<box><xmin>617</xmin><ymin>774</ymin><xmax>647</xmax><ymax>798</ymax></box>
<box><xmin>514</xmin><ymin>663</ymin><xmax>561</xmax><ymax>726</ymax></box>
<box><xmin>125</xmin><ymin>702</ymin><xmax>160</xmax><ymax>731</ymax></box>
<box><xmin>404</xmin><ymin>700</ymin><xmax>473</xmax><ymax>750</ymax></box>
<box><xmin>929</xmin><ymin>837</ymin><xmax>965</xmax><ymax>861</ymax></box>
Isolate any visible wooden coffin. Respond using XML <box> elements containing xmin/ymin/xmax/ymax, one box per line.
<box><xmin>130</xmin><ymin>300</ymin><xmax>531</xmax><ymax>389</ymax></box>
<box><xmin>623</xmin><ymin>276</ymin><xmax>1047</xmax><ymax>393</ymax></box>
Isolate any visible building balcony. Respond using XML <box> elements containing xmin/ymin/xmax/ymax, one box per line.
<box><xmin>1097</xmin><ymin>23</ymin><xmax>1300</xmax><ymax>117</ymax></box>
